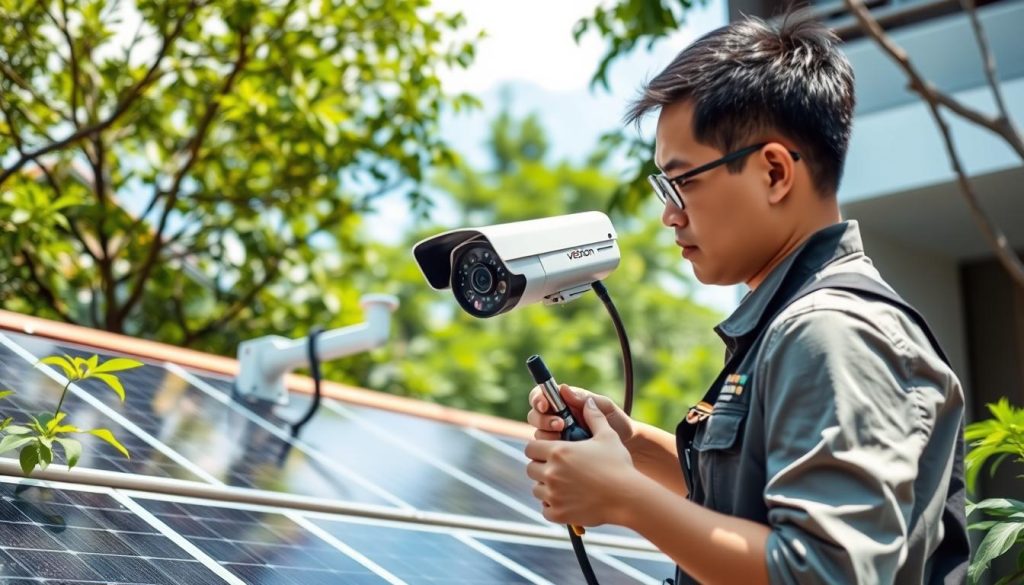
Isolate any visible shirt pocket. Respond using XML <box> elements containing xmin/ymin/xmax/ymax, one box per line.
<box><xmin>694</xmin><ymin>404</ymin><xmax>748</xmax><ymax>510</ymax></box>
<box><xmin>692</xmin><ymin>407</ymin><xmax>749</xmax><ymax>452</ymax></box>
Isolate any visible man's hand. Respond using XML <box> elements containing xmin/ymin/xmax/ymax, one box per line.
<box><xmin>527</xmin><ymin>383</ymin><xmax>636</xmax><ymax>445</ymax></box>
<box><xmin>525</xmin><ymin>398</ymin><xmax>640</xmax><ymax>527</ymax></box>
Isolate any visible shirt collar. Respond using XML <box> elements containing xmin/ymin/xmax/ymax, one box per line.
<box><xmin>715</xmin><ymin>220</ymin><xmax>865</xmax><ymax>344</ymax></box>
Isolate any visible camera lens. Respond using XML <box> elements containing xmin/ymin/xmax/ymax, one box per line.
<box><xmin>470</xmin><ymin>265</ymin><xmax>494</xmax><ymax>294</ymax></box>
<box><xmin>451</xmin><ymin>241</ymin><xmax>520</xmax><ymax>318</ymax></box>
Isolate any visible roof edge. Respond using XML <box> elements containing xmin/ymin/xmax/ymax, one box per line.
<box><xmin>0</xmin><ymin>310</ymin><xmax>533</xmax><ymax>440</ymax></box>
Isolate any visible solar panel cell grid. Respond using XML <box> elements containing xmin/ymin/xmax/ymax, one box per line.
<box><xmin>312</xmin><ymin>518</ymin><xmax>535</xmax><ymax>585</ymax></box>
<box><xmin>135</xmin><ymin>497</ymin><xmax>389</xmax><ymax>584</ymax></box>
<box><xmin>0</xmin><ymin>483</ymin><xmax>222</xmax><ymax>584</ymax></box>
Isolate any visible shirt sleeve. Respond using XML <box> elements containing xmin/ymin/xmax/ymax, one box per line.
<box><xmin>757</xmin><ymin>303</ymin><xmax>946</xmax><ymax>585</ymax></box>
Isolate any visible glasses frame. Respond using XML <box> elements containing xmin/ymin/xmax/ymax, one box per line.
<box><xmin>648</xmin><ymin>142</ymin><xmax>801</xmax><ymax>210</ymax></box>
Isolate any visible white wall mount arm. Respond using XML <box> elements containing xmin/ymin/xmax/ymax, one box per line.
<box><xmin>235</xmin><ymin>294</ymin><xmax>400</xmax><ymax>404</ymax></box>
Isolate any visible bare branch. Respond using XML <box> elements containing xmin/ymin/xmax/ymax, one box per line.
<box><xmin>846</xmin><ymin>0</ymin><xmax>1024</xmax><ymax>289</ymax></box>
<box><xmin>116</xmin><ymin>29</ymin><xmax>251</xmax><ymax>324</ymax></box>
<box><xmin>843</xmin><ymin>0</ymin><xmax>1024</xmax><ymax>160</ymax></box>
<box><xmin>0</xmin><ymin>0</ymin><xmax>200</xmax><ymax>187</ymax></box>
<box><xmin>958</xmin><ymin>0</ymin><xmax>1024</xmax><ymax>154</ymax></box>
<box><xmin>959</xmin><ymin>0</ymin><xmax>1009</xmax><ymax>122</ymax></box>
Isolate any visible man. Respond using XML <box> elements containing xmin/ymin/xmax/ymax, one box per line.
<box><xmin>524</xmin><ymin>12</ymin><xmax>969</xmax><ymax>585</ymax></box>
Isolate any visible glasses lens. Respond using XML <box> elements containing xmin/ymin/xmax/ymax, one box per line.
<box><xmin>648</xmin><ymin>175</ymin><xmax>682</xmax><ymax>210</ymax></box>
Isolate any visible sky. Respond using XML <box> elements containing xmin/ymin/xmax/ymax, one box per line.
<box><xmin>368</xmin><ymin>0</ymin><xmax>742</xmax><ymax>314</ymax></box>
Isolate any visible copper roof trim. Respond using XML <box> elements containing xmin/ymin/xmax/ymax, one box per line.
<box><xmin>0</xmin><ymin>310</ymin><xmax>533</xmax><ymax>440</ymax></box>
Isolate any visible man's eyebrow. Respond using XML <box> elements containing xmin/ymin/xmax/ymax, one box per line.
<box><xmin>658</xmin><ymin>158</ymin><xmax>692</xmax><ymax>175</ymax></box>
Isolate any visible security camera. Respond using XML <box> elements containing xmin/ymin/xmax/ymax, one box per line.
<box><xmin>412</xmin><ymin>212</ymin><xmax>620</xmax><ymax>318</ymax></box>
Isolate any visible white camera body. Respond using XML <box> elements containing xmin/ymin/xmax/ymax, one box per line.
<box><xmin>412</xmin><ymin>212</ymin><xmax>620</xmax><ymax>318</ymax></box>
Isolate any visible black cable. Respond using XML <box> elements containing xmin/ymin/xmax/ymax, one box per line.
<box><xmin>591</xmin><ymin>280</ymin><xmax>634</xmax><ymax>416</ymax></box>
<box><xmin>569</xmin><ymin>525</ymin><xmax>601</xmax><ymax>585</ymax></box>
<box><xmin>289</xmin><ymin>327</ymin><xmax>324</xmax><ymax>438</ymax></box>
<box><xmin>560</xmin><ymin>281</ymin><xmax>634</xmax><ymax>585</ymax></box>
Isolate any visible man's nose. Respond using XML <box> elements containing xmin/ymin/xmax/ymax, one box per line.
<box><xmin>661</xmin><ymin>199</ymin><xmax>688</xmax><ymax>228</ymax></box>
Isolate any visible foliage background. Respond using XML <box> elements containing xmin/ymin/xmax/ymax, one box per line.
<box><xmin>0</xmin><ymin>0</ymin><xmax>724</xmax><ymax>430</ymax></box>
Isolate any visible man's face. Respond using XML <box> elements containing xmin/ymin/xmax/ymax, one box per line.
<box><xmin>654</xmin><ymin>101</ymin><xmax>779</xmax><ymax>286</ymax></box>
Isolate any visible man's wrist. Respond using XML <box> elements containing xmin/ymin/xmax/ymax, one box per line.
<box><xmin>609</xmin><ymin>468</ymin><xmax>662</xmax><ymax>529</ymax></box>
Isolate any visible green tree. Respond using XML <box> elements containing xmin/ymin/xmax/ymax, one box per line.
<box><xmin>336</xmin><ymin>107</ymin><xmax>724</xmax><ymax>429</ymax></box>
<box><xmin>0</xmin><ymin>0</ymin><xmax>479</xmax><ymax>351</ymax></box>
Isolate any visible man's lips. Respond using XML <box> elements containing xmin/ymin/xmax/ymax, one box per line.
<box><xmin>676</xmin><ymin>240</ymin><xmax>699</xmax><ymax>255</ymax></box>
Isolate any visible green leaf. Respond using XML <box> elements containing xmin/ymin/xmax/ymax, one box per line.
<box><xmin>18</xmin><ymin>443</ymin><xmax>38</xmax><ymax>475</ymax></box>
<box><xmin>45</xmin><ymin>412</ymin><xmax>67</xmax><ymax>433</ymax></box>
<box><xmin>972</xmin><ymin>498</ymin><xmax>1024</xmax><ymax>517</ymax></box>
<box><xmin>4</xmin><ymin>425</ymin><xmax>33</xmax><ymax>435</ymax></box>
<box><xmin>970</xmin><ymin>520</ymin><xmax>1024</xmax><ymax>583</ymax></box>
<box><xmin>90</xmin><ymin>358</ymin><xmax>143</xmax><ymax>375</ymax></box>
<box><xmin>37</xmin><ymin>441</ymin><xmax>52</xmax><ymax>469</ymax></box>
<box><xmin>90</xmin><ymin>373</ymin><xmax>125</xmax><ymax>402</ymax></box>
<box><xmin>0</xmin><ymin>390</ymin><xmax>14</xmax><ymax>400</ymax></box>
<box><xmin>86</xmin><ymin>428</ymin><xmax>130</xmax><ymax>459</ymax></box>
<box><xmin>72</xmin><ymin>357</ymin><xmax>89</xmax><ymax>378</ymax></box>
<box><xmin>0</xmin><ymin>434</ymin><xmax>35</xmax><ymax>455</ymax></box>
<box><xmin>41</xmin><ymin>356</ymin><xmax>77</xmax><ymax>380</ymax></box>
<box><xmin>55</xmin><ymin>438</ymin><xmax>82</xmax><ymax>469</ymax></box>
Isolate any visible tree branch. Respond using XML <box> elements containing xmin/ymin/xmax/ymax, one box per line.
<box><xmin>21</xmin><ymin>249</ymin><xmax>75</xmax><ymax>323</ymax></box>
<box><xmin>0</xmin><ymin>62</ymin><xmax>68</xmax><ymax>127</ymax></box>
<box><xmin>846</xmin><ymin>0</ymin><xmax>1024</xmax><ymax>289</ymax></box>
<box><xmin>56</xmin><ymin>0</ymin><xmax>82</xmax><ymax>128</ymax></box>
<box><xmin>183</xmin><ymin>257</ymin><xmax>280</xmax><ymax>345</ymax></box>
<box><xmin>115</xmin><ymin>29</ymin><xmax>251</xmax><ymax>325</ymax></box>
<box><xmin>0</xmin><ymin>0</ymin><xmax>199</xmax><ymax>187</ymax></box>
<box><xmin>958</xmin><ymin>0</ymin><xmax>1024</xmax><ymax>154</ymax></box>
<box><xmin>843</xmin><ymin>0</ymin><xmax>1024</xmax><ymax>160</ymax></box>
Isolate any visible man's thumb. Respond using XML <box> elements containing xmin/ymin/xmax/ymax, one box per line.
<box><xmin>559</xmin><ymin>384</ymin><xmax>587</xmax><ymax>407</ymax></box>
<box><xmin>582</xmin><ymin>397</ymin><xmax>610</xmax><ymax>435</ymax></box>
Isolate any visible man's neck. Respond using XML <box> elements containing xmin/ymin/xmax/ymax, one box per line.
<box><xmin>746</xmin><ymin>209</ymin><xmax>842</xmax><ymax>291</ymax></box>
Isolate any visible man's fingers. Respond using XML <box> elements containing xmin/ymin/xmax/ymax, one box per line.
<box><xmin>529</xmin><ymin>385</ymin><xmax>549</xmax><ymax>414</ymax></box>
<box><xmin>527</xmin><ymin>409</ymin><xmax>565</xmax><ymax>432</ymax></box>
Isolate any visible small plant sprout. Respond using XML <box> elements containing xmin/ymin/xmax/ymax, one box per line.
<box><xmin>0</xmin><ymin>354</ymin><xmax>142</xmax><ymax>475</ymax></box>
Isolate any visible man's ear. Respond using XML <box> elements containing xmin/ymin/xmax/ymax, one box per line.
<box><xmin>762</xmin><ymin>143</ymin><xmax>796</xmax><ymax>204</ymax></box>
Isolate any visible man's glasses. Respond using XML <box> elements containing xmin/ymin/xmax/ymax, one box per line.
<box><xmin>648</xmin><ymin>143</ymin><xmax>801</xmax><ymax>210</ymax></box>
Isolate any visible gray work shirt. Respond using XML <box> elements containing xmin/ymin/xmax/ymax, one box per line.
<box><xmin>682</xmin><ymin>221</ymin><xmax>967</xmax><ymax>584</ymax></box>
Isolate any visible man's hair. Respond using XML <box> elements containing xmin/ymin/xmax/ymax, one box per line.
<box><xmin>626</xmin><ymin>11</ymin><xmax>855</xmax><ymax>195</ymax></box>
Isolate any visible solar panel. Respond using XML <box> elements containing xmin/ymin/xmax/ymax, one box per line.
<box><xmin>234</xmin><ymin>388</ymin><xmax>544</xmax><ymax>524</ymax></box>
<box><xmin>0</xmin><ymin>324</ymin><xmax>665</xmax><ymax>584</ymax></box>
<box><xmin>0</xmin><ymin>480</ymin><xmax>224</xmax><ymax>584</ymax></box>
<box><xmin>610</xmin><ymin>554</ymin><xmax>677</xmax><ymax>583</ymax></box>
<box><xmin>0</xmin><ymin>337</ymin><xmax>203</xmax><ymax>482</ymax></box>
<box><xmin>6</xmin><ymin>332</ymin><xmax>402</xmax><ymax>508</ymax></box>
<box><xmin>133</xmin><ymin>495</ymin><xmax>392</xmax><ymax>584</ymax></box>
<box><xmin>311</xmin><ymin>517</ymin><xmax>539</xmax><ymax>584</ymax></box>
<box><xmin>475</xmin><ymin>537</ymin><xmax>654</xmax><ymax>585</ymax></box>
<box><xmin>336</xmin><ymin>404</ymin><xmax>643</xmax><ymax>539</ymax></box>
